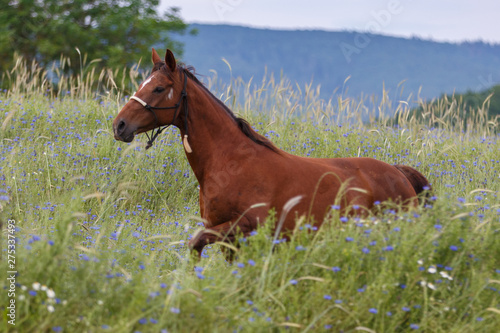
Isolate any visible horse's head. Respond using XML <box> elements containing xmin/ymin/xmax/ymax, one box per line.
<box><xmin>113</xmin><ymin>48</ymin><xmax>184</xmax><ymax>143</ymax></box>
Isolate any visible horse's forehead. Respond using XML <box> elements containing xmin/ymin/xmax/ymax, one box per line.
<box><xmin>138</xmin><ymin>74</ymin><xmax>157</xmax><ymax>91</ymax></box>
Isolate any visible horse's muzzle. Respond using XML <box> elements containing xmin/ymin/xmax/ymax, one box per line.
<box><xmin>113</xmin><ymin>118</ymin><xmax>135</xmax><ymax>142</ymax></box>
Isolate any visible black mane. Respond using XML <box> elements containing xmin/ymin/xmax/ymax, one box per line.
<box><xmin>177</xmin><ymin>65</ymin><xmax>279</xmax><ymax>153</ymax></box>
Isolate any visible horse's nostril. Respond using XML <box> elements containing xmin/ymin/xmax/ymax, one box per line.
<box><xmin>117</xmin><ymin>120</ymin><xmax>126</xmax><ymax>132</ymax></box>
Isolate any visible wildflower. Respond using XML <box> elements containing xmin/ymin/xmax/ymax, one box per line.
<box><xmin>331</xmin><ymin>266</ymin><xmax>341</xmax><ymax>272</ymax></box>
<box><xmin>290</xmin><ymin>279</ymin><xmax>298</xmax><ymax>285</ymax></box>
<box><xmin>47</xmin><ymin>305</ymin><xmax>55</xmax><ymax>313</ymax></box>
<box><xmin>410</xmin><ymin>324</ymin><xmax>419</xmax><ymax>330</ymax></box>
<box><xmin>449</xmin><ymin>245</ymin><xmax>458</xmax><ymax>251</ymax></box>
<box><xmin>345</xmin><ymin>237</ymin><xmax>354</xmax><ymax>242</ymax></box>
<box><xmin>248</xmin><ymin>259</ymin><xmax>256</xmax><ymax>266</ymax></box>
<box><xmin>362</xmin><ymin>247</ymin><xmax>370</xmax><ymax>254</ymax></box>
<box><xmin>402</xmin><ymin>306</ymin><xmax>410</xmax><ymax>312</ymax></box>
<box><xmin>324</xmin><ymin>294</ymin><xmax>332</xmax><ymax>300</ymax></box>
<box><xmin>340</xmin><ymin>216</ymin><xmax>348</xmax><ymax>223</ymax></box>
<box><xmin>170</xmin><ymin>307</ymin><xmax>180</xmax><ymax>314</ymax></box>
<box><xmin>369</xmin><ymin>308</ymin><xmax>378</xmax><ymax>314</ymax></box>
<box><xmin>139</xmin><ymin>318</ymin><xmax>147</xmax><ymax>324</ymax></box>
<box><xmin>428</xmin><ymin>266</ymin><xmax>437</xmax><ymax>274</ymax></box>
<box><xmin>47</xmin><ymin>289</ymin><xmax>56</xmax><ymax>298</ymax></box>
<box><xmin>33</xmin><ymin>282</ymin><xmax>41</xmax><ymax>290</ymax></box>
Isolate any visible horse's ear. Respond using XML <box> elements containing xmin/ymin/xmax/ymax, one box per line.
<box><xmin>152</xmin><ymin>48</ymin><xmax>162</xmax><ymax>64</ymax></box>
<box><xmin>165</xmin><ymin>49</ymin><xmax>176</xmax><ymax>72</ymax></box>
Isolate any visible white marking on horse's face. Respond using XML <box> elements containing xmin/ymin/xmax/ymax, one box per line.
<box><xmin>138</xmin><ymin>75</ymin><xmax>154</xmax><ymax>92</ymax></box>
<box><xmin>167</xmin><ymin>88</ymin><xmax>173</xmax><ymax>100</ymax></box>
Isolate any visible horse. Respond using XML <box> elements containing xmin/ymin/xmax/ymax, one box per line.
<box><xmin>113</xmin><ymin>49</ymin><xmax>431</xmax><ymax>255</ymax></box>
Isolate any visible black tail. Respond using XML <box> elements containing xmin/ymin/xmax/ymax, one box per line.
<box><xmin>395</xmin><ymin>165</ymin><xmax>432</xmax><ymax>205</ymax></box>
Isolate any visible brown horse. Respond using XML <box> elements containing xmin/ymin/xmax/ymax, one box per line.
<box><xmin>113</xmin><ymin>49</ymin><xmax>431</xmax><ymax>255</ymax></box>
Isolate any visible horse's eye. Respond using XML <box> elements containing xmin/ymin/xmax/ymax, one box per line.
<box><xmin>153</xmin><ymin>86</ymin><xmax>165</xmax><ymax>93</ymax></box>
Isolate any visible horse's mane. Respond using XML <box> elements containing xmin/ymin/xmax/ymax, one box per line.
<box><xmin>157</xmin><ymin>62</ymin><xmax>279</xmax><ymax>153</ymax></box>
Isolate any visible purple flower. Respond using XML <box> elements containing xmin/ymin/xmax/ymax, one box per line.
<box><xmin>324</xmin><ymin>294</ymin><xmax>332</xmax><ymax>300</ymax></box>
<box><xmin>290</xmin><ymin>279</ymin><xmax>298</xmax><ymax>285</ymax></box>
<box><xmin>410</xmin><ymin>324</ymin><xmax>419</xmax><ymax>330</ymax></box>
<box><xmin>340</xmin><ymin>216</ymin><xmax>348</xmax><ymax>223</ymax></box>
<box><xmin>369</xmin><ymin>308</ymin><xmax>378</xmax><ymax>314</ymax></box>
<box><xmin>247</xmin><ymin>259</ymin><xmax>256</xmax><ymax>266</ymax></box>
<box><xmin>450</xmin><ymin>245</ymin><xmax>458</xmax><ymax>251</ymax></box>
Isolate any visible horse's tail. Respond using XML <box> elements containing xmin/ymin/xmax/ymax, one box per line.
<box><xmin>394</xmin><ymin>165</ymin><xmax>432</xmax><ymax>205</ymax></box>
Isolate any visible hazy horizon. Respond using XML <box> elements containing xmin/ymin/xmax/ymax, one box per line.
<box><xmin>160</xmin><ymin>0</ymin><xmax>500</xmax><ymax>44</ymax></box>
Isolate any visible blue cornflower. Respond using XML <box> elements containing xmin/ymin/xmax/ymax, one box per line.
<box><xmin>362</xmin><ymin>247</ymin><xmax>370</xmax><ymax>254</ymax></box>
<box><xmin>290</xmin><ymin>279</ymin><xmax>298</xmax><ymax>285</ymax></box>
<box><xmin>340</xmin><ymin>216</ymin><xmax>348</xmax><ymax>223</ymax></box>
<box><xmin>369</xmin><ymin>308</ymin><xmax>378</xmax><ymax>314</ymax></box>
<box><xmin>450</xmin><ymin>245</ymin><xmax>458</xmax><ymax>251</ymax></box>
<box><xmin>138</xmin><ymin>318</ymin><xmax>147</xmax><ymax>324</ymax></box>
<box><xmin>324</xmin><ymin>294</ymin><xmax>332</xmax><ymax>300</ymax></box>
<box><xmin>248</xmin><ymin>259</ymin><xmax>256</xmax><ymax>266</ymax></box>
<box><xmin>410</xmin><ymin>324</ymin><xmax>419</xmax><ymax>330</ymax></box>
<box><xmin>345</xmin><ymin>237</ymin><xmax>354</xmax><ymax>242</ymax></box>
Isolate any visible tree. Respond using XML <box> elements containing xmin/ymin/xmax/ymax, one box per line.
<box><xmin>0</xmin><ymin>0</ymin><xmax>195</xmax><ymax>72</ymax></box>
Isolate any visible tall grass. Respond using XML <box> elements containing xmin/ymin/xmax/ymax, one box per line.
<box><xmin>0</xmin><ymin>56</ymin><xmax>499</xmax><ymax>332</ymax></box>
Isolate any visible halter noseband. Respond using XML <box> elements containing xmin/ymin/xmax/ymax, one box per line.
<box><xmin>129</xmin><ymin>71</ymin><xmax>191</xmax><ymax>152</ymax></box>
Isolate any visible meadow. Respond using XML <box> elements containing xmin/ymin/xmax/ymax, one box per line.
<box><xmin>1</xmin><ymin>58</ymin><xmax>499</xmax><ymax>332</ymax></box>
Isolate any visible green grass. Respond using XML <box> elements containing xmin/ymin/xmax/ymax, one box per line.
<box><xmin>1</xmin><ymin>58</ymin><xmax>499</xmax><ymax>332</ymax></box>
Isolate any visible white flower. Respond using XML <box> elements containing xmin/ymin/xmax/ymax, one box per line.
<box><xmin>47</xmin><ymin>305</ymin><xmax>55</xmax><ymax>313</ymax></box>
<box><xmin>427</xmin><ymin>283</ymin><xmax>437</xmax><ymax>290</ymax></box>
<box><xmin>417</xmin><ymin>259</ymin><xmax>424</xmax><ymax>265</ymax></box>
<box><xmin>32</xmin><ymin>282</ymin><xmax>41</xmax><ymax>290</ymax></box>
<box><xmin>41</xmin><ymin>285</ymin><xmax>48</xmax><ymax>291</ymax></box>
<box><xmin>46</xmin><ymin>289</ymin><xmax>56</xmax><ymax>298</ymax></box>
<box><xmin>440</xmin><ymin>271</ymin><xmax>453</xmax><ymax>280</ymax></box>
<box><xmin>97</xmin><ymin>300</ymin><xmax>104</xmax><ymax>305</ymax></box>
<box><xmin>19</xmin><ymin>295</ymin><xmax>25</xmax><ymax>301</ymax></box>
<box><xmin>21</xmin><ymin>285</ymin><xmax>27</xmax><ymax>291</ymax></box>
<box><xmin>428</xmin><ymin>266</ymin><xmax>437</xmax><ymax>274</ymax></box>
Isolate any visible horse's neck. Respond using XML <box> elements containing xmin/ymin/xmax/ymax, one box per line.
<box><xmin>176</xmin><ymin>80</ymin><xmax>257</xmax><ymax>183</ymax></box>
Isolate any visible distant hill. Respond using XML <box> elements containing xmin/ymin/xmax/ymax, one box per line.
<box><xmin>172</xmin><ymin>24</ymin><xmax>500</xmax><ymax>101</ymax></box>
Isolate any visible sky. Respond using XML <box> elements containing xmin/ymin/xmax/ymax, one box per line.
<box><xmin>159</xmin><ymin>0</ymin><xmax>500</xmax><ymax>43</ymax></box>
